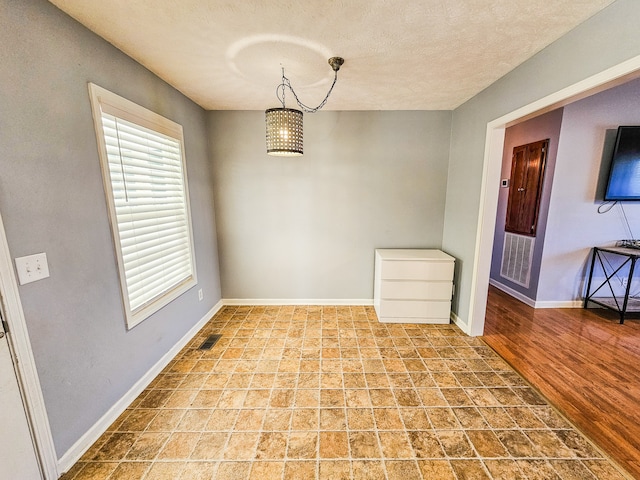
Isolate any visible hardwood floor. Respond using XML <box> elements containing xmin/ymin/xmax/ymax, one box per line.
<box><xmin>483</xmin><ymin>286</ymin><xmax>640</xmax><ymax>479</ymax></box>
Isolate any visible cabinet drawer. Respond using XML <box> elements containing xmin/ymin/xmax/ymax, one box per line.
<box><xmin>379</xmin><ymin>299</ymin><xmax>451</xmax><ymax>319</ymax></box>
<box><xmin>381</xmin><ymin>280</ymin><xmax>452</xmax><ymax>300</ymax></box>
<box><xmin>380</xmin><ymin>260</ymin><xmax>454</xmax><ymax>281</ymax></box>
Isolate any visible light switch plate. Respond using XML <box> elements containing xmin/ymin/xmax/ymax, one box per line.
<box><xmin>15</xmin><ymin>253</ymin><xmax>50</xmax><ymax>285</ymax></box>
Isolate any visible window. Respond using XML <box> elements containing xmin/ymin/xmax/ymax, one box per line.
<box><xmin>88</xmin><ymin>83</ymin><xmax>197</xmax><ymax>329</ymax></box>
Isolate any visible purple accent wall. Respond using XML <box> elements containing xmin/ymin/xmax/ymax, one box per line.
<box><xmin>537</xmin><ymin>76</ymin><xmax>640</xmax><ymax>303</ymax></box>
<box><xmin>490</xmin><ymin>108</ymin><xmax>564</xmax><ymax>300</ymax></box>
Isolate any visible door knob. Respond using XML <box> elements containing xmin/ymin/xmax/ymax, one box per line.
<box><xmin>0</xmin><ymin>332</ymin><xmax>5</xmax><ymax>339</ymax></box>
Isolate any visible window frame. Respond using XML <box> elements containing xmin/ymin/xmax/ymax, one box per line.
<box><xmin>88</xmin><ymin>83</ymin><xmax>197</xmax><ymax>329</ymax></box>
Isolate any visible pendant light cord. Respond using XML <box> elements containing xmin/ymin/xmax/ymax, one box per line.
<box><xmin>275</xmin><ymin>57</ymin><xmax>343</xmax><ymax>113</ymax></box>
<box><xmin>277</xmin><ymin>70</ymin><xmax>339</xmax><ymax>113</ymax></box>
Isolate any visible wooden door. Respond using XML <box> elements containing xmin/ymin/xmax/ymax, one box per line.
<box><xmin>505</xmin><ymin>139</ymin><xmax>549</xmax><ymax>236</ymax></box>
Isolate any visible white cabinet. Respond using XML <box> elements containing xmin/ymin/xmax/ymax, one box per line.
<box><xmin>374</xmin><ymin>249</ymin><xmax>454</xmax><ymax>324</ymax></box>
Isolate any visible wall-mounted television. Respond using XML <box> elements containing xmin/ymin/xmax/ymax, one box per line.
<box><xmin>605</xmin><ymin>126</ymin><xmax>640</xmax><ymax>201</ymax></box>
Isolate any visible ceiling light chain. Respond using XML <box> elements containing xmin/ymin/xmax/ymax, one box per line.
<box><xmin>265</xmin><ymin>57</ymin><xmax>344</xmax><ymax>156</ymax></box>
<box><xmin>277</xmin><ymin>63</ymin><xmax>340</xmax><ymax>113</ymax></box>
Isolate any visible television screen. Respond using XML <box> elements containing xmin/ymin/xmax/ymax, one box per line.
<box><xmin>605</xmin><ymin>126</ymin><xmax>640</xmax><ymax>201</ymax></box>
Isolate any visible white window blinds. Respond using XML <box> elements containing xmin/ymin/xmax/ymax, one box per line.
<box><xmin>89</xmin><ymin>84</ymin><xmax>197</xmax><ymax>329</ymax></box>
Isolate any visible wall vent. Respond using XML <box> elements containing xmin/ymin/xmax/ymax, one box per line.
<box><xmin>198</xmin><ymin>334</ymin><xmax>221</xmax><ymax>350</ymax></box>
<box><xmin>501</xmin><ymin>232</ymin><xmax>535</xmax><ymax>288</ymax></box>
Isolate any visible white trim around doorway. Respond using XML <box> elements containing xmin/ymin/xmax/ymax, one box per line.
<box><xmin>0</xmin><ymin>213</ymin><xmax>58</xmax><ymax>479</ymax></box>
<box><xmin>468</xmin><ymin>54</ymin><xmax>640</xmax><ymax>337</ymax></box>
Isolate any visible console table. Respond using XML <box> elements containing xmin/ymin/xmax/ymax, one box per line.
<box><xmin>584</xmin><ymin>246</ymin><xmax>640</xmax><ymax>324</ymax></box>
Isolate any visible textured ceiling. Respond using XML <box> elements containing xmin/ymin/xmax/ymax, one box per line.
<box><xmin>49</xmin><ymin>0</ymin><xmax>615</xmax><ymax>111</ymax></box>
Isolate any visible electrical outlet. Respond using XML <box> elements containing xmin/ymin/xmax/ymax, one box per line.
<box><xmin>15</xmin><ymin>252</ymin><xmax>50</xmax><ymax>285</ymax></box>
<box><xmin>198</xmin><ymin>288</ymin><xmax>203</xmax><ymax>301</ymax></box>
<box><xmin>622</xmin><ymin>278</ymin><xmax>628</xmax><ymax>288</ymax></box>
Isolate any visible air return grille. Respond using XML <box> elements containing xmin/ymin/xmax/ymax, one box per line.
<box><xmin>501</xmin><ymin>232</ymin><xmax>534</xmax><ymax>288</ymax></box>
<box><xmin>198</xmin><ymin>334</ymin><xmax>221</xmax><ymax>350</ymax></box>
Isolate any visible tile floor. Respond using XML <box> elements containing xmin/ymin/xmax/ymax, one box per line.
<box><xmin>60</xmin><ymin>306</ymin><xmax>628</xmax><ymax>480</ymax></box>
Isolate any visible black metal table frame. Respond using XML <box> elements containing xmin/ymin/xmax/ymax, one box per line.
<box><xmin>584</xmin><ymin>246</ymin><xmax>640</xmax><ymax>324</ymax></box>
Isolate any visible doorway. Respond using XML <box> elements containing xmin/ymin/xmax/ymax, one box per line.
<box><xmin>0</xmin><ymin>213</ymin><xmax>57</xmax><ymax>478</ymax></box>
<box><xmin>467</xmin><ymin>55</ymin><xmax>640</xmax><ymax>337</ymax></box>
<box><xmin>0</xmin><ymin>304</ymin><xmax>42</xmax><ymax>479</ymax></box>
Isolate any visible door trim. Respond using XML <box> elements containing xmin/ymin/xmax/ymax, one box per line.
<box><xmin>468</xmin><ymin>54</ymin><xmax>640</xmax><ymax>337</ymax></box>
<box><xmin>0</xmin><ymin>212</ymin><xmax>58</xmax><ymax>478</ymax></box>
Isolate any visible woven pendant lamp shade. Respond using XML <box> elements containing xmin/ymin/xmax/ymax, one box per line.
<box><xmin>265</xmin><ymin>107</ymin><xmax>303</xmax><ymax>156</ymax></box>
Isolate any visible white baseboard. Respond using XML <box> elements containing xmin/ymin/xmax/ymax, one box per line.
<box><xmin>450</xmin><ymin>311</ymin><xmax>469</xmax><ymax>334</ymax></box>
<box><xmin>56</xmin><ymin>300</ymin><xmax>223</xmax><ymax>474</ymax></box>
<box><xmin>534</xmin><ymin>300</ymin><xmax>583</xmax><ymax>308</ymax></box>
<box><xmin>489</xmin><ymin>279</ymin><xmax>536</xmax><ymax>307</ymax></box>
<box><xmin>489</xmin><ymin>278</ymin><xmax>582</xmax><ymax>309</ymax></box>
<box><xmin>223</xmin><ymin>298</ymin><xmax>374</xmax><ymax>306</ymax></box>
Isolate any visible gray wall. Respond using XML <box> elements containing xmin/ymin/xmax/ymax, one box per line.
<box><xmin>208</xmin><ymin>111</ymin><xmax>452</xmax><ymax>299</ymax></box>
<box><xmin>490</xmin><ymin>109</ymin><xmax>564</xmax><ymax>300</ymax></box>
<box><xmin>0</xmin><ymin>0</ymin><xmax>221</xmax><ymax>456</ymax></box>
<box><xmin>537</xmin><ymin>77</ymin><xmax>640</xmax><ymax>302</ymax></box>
<box><xmin>444</xmin><ymin>0</ymin><xmax>640</xmax><ymax>325</ymax></box>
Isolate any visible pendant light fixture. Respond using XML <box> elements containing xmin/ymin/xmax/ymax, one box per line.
<box><xmin>266</xmin><ymin>56</ymin><xmax>344</xmax><ymax>156</ymax></box>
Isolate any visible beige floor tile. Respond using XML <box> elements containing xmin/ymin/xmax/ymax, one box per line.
<box><xmin>466</xmin><ymin>430</ymin><xmax>509</xmax><ymax>458</ymax></box>
<box><xmin>516</xmin><ymin>459</ymin><xmax>562</xmax><ymax>480</ymax></box>
<box><xmin>378</xmin><ymin>431</ymin><xmax>414</xmax><ymax>458</ymax></box>
<box><xmin>320</xmin><ymin>388</ymin><xmax>345</xmax><ymax>407</ymax></box>
<box><xmin>106</xmin><ymin>461</ymin><xmax>151</xmax><ymax>480</ymax></box>
<box><xmin>319</xmin><ymin>431</ymin><xmax>349</xmax><ymax>458</ymax></box>
<box><xmin>65</xmin><ymin>306</ymin><xmax>625</xmax><ymax>480</ymax></box>
<box><xmin>176</xmin><ymin>409</ymin><xmax>212</xmax><ymax>431</ymax></box>
<box><xmin>263</xmin><ymin>409</ymin><xmax>292</xmax><ymax>431</ymax></box>
<box><xmin>349</xmin><ymin>431</ymin><xmax>381</xmax><ymax>458</ymax></box>
<box><xmin>144</xmin><ymin>461</ymin><xmax>186</xmax><ymax>480</ymax></box>
<box><xmin>318</xmin><ymin>460</ymin><xmax>351</xmax><ymax>479</ymax></box>
<box><xmin>256</xmin><ymin>431</ymin><xmax>288</xmax><ymax>460</ymax></box>
<box><xmin>483</xmin><ymin>459</ymin><xmax>527</xmax><ymax>480</ymax></box>
<box><xmin>550</xmin><ymin>459</ymin><xmax>599</xmax><ymax>480</ymax></box>
<box><xmin>453</xmin><ymin>407</ymin><xmax>488</xmax><ymax>429</ymax></box>
<box><xmin>190</xmin><ymin>432</ymin><xmax>228</xmax><ymax>459</ymax></box>
<box><xmin>291</xmin><ymin>408</ymin><xmax>319</xmax><ymax>431</ymax></box>
<box><xmin>118</xmin><ymin>409</ymin><xmax>157</xmax><ymax>432</ymax></box>
<box><xmin>495</xmin><ymin>430</ymin><xmax>536</xmax><ymax>457</ymax></box>
<box><xmin>283</xmin><ymin>460</ymin><xmax>317</xmax><ymax>480</ymax></box>
<box><xmin>146</xmin><ymin>409</ymin><xmax>185</xmax><ymax>432</ymax></box>
<box><xmin>248</xmin><ymin>461</ymin><xmax>285</xmax><ymax>479</ymax></box>
<box><xmin>385</xmin><ymin>460</ymin><xmax>422</xmax><ymax>480</ymax></box>
<box><xmin>526</xmin><ymin>430</ymin><xmax>576</xmax><ymax>458</ymax></box>
<box><xmin>351</xmin><ymin>460</ymin><xmax>386</xmax><ymax>479</ymax></box>
<box><xmin>234</xmin><ymin>409</ymin><xmax>266</xmax><ymax>431</ymax></box>
<box><xmin>157</xmin><ymin>432</ymin><xmax>200</xmax><ymax>460</ymax></box>
<box><xmin>417</xmin><ymin>460</ymin><xmax>456</xmax><ymax>479</ymax></box>
<box><xmin>373</xmin><ymin>408</ymin><xmax>404</xmax><ymax>430</ymax></box>
<box><xmin>92</xmin><ymin>433</ymin><xmax>138</xmax><ymax>461</ymax></box>
<box><xmin>436</xmin><ymin>430</ymin><xmax>475</xmax><ymax>458</ymax></box>
<box><xmin>224</xmin><ymin>431</ymin><xmax>260</xmax><ymax>459</ymax></box>
<box><xmin>215</xmin><ymin>461</ymin><xmax>251</xmax><ymax>480</ymax></box>
<box><xmin>506</xmin><ymin>406</ymin><xmax>547</xmax><ymax>428</ymax></box>
<box><xmin>295</xmin><ymin>389</ymin><xmax>320</xmax><ymax>407</ymax></box>
<box><xmin>425</xmin><ymin>407</ymin><xmax>460</xmax><ymax>429</ymax></box>
<box><xmin>407</xmin><ymin>430</ymin><xmax>445</xmax><ymax>458</ymax></box>
<box><xmin>347</xmin><ymin>408</ymin><xmax>375</xmax><ymax>430</ymax></box>
<box><xmin>287</xmin><ymin>431</ymin><xmax>318</xmax><ymax>459</ymax></box>
<box><xmin>319</xmin><ymin>408</ymin><xmax>346</xmax><ymax>430</ymax></box>
<box><xmin>71</xmin><ymin>462</ymin><xmax>119</xmax><ymax>480</ymax></box>
<box><xmin>178</xmin><ymin>461</ymin><xmax>218</xmax><ymax>480</ymax></box>
<box><xmin>477</xmin><ymin>406</ymin><xmax>517</xmax><ymax>429</ymax></box>
<box><xmin>582</xmin><ymin>460</ymin><xmax>629</xmax><ymax>480</ymax></box>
